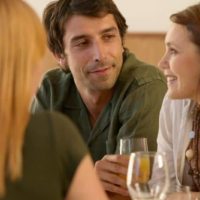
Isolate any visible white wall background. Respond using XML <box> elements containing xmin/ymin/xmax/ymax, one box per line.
<box><xmin>26</xmin><ymin>0</ymin><xmax>200</xmax><ymax>32</ymax></box>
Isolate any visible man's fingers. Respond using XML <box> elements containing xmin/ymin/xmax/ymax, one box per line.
<box><xmin>97</xmin><ymin>170</ymin><xmax>127</xmax><ymax>188</ymax></box>
<box><xmin>104</xmin><ymin>154</ymin><xmax>129</xmax><ymax>165</ymax></box>
<box><xmin>94</xmin><ymin>154</ymin><xmax>130</xmax><ymax>197</ymax></box>
<box><xmin>103</xmin><ymin>182</ymin><xmax>129</xmax><ymax>196</ymax></box>
<box><xmin>95</xmin><ymin>159</ymin><xmax>127</xmax><ymax>175</ymax></box>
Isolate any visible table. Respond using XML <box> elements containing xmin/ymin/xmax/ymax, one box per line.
<box><xmin>108</xmin><ymin>192</ymin><xmax>200</xmax><ymax>200</ymax></box>
<box><xmin>166</xmin><ymin>192</ymin><xmax>200</xmax><ymax>200</ymax></box>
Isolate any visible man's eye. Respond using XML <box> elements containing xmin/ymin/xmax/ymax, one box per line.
<box><xmin>76</xmin><ymin>41</ymin><xmax>89</xmax><ymax>47</ymax></box>
<box><xmin>73</xmin><ymin>39</ymin><xmax>90</xmax><ymax>48</ymax></box>
<box><xmin>103</xmin><ymin>34</ymin><xmax>115</xmax><ymax>40</ymax></box>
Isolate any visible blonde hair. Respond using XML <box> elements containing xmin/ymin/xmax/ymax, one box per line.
<box><xmin>0</xmin><ymin>0</ymin><xmax>46</xmax><ymax>196</ymax></box>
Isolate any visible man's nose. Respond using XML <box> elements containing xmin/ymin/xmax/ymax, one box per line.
<box><xmin>92</xmin><ymin>41</ymin><xmax>106</xmax><ymax>62</ymax></box>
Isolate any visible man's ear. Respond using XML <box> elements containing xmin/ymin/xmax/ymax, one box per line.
<box><xmin>54</xmin><ymin>53</ymin><xmax>68</xmax><ymax>71</ymax></box>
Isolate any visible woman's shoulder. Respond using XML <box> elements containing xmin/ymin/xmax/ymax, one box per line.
<box><xmin>24</xmin><ymin>111</ymin><xmax>88</xmax><ymax>196</ymax></box>
<box><xmin>28</xmin><ymin>111</ymin><xmax>85</xmax><ymax>147</ymax></box>
<box><xmin>30</xmin><ymin>111</ymin><xmax>75</xmax><ymax>128</ymax></box>
<box><xmin>162</xmin><ymin>96</ymin><xmax>192</xmax><ymax>112</ymax></box>
<box><xmin>160</xmin><ymin>96</ymin><xmax>194</xmax><ymax>129</ymax></box>
<box><xmin>27</xmin><ymin>111</ymin><xmax>88</xmax><ymax>159</ymax></box>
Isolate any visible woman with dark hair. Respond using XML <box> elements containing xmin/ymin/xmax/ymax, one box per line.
<box><xmin>157</xmin><ymin>2</ymin><xmax>200</xmax><ymax>192</ymax></box>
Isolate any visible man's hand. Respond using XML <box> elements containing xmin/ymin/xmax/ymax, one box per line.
<box><xmin>94</xmin><ymin>154</ymin><xmax>130</xmax><ymax>196</ymax></box>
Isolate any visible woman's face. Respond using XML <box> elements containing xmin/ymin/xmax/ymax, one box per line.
<box><xmin>158</xmin><ymin>23</ymin><xmax>200</xmax><ymax>102</ymax></box>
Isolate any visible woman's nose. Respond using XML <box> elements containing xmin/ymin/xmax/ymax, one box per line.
<box><xmin>158</xmin><ymin>54</ymin><xmax>169</xmax><ymax>71</ymax></box>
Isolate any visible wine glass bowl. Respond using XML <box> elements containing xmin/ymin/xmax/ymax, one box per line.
<box><xmin>127</xmin><ymin>152</ymin><xmax>169</xmax><ymax>200</ymax></box>
<box><xmin>119</xmin><ymin>137</ymin><xmax>148</xmax><ymax>155</ymax></box>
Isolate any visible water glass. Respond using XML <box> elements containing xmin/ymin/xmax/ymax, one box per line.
<box><xmin>167</xmin><ymin>185</ymin><xmax>191</xmax><ymax>200</ymax></box>
<box><xmin>176</xmin><ymin>185</ymin><xmax>191</xmax><ymax>200</ymax></box>
<box><xmin>127</xmin><ymin>152</ymin><xmax>169</xmax><ymax>200</ymax></box>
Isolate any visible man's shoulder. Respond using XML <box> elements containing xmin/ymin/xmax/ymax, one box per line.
<box><xmin>121</xmin><ymin>51</ymin><xmax>166</xmax><ymax>86</ymax></box>
<box><xmin>40</xmin><ymin>68</ymin><xmax>73</xmax><ymax>91</ymax></box>
<box><xmin>43</xmin><ymin>68</ymin><xmax>70</xmax><ymax>81</ymax></box>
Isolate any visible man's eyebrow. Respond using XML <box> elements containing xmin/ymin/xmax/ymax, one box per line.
<box><xmin>100</xmin><ymin>26</ymin><xmax>118</xmax><ymax>34</ymax></box>
<box><xmin>70</xmin><ymin>27</ymin><xmax>119</xmax><ymax>43</ymax></box>
<box><xmin>71</xmin><ymin>35</ymin><xmax>88</xmax><ymax>43</ymax></box>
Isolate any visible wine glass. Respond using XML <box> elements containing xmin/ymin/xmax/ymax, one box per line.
<box><xmin>127</xmin><ymin>152</ymin><xmax>169</xmax><ymax>200</ymax></box>
<box><xmin>119</xmin><ymin>137</ymin><xmax>148</xmax><ymax>155</ymax></box>
<box><xmin>167</xmin><ymin>185</ymin><xmax>191</xmax><ymax>200</ymax></box>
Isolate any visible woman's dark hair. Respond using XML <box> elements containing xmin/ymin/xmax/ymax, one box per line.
<box><xmin>43</xmin><ymin>0</ymin><xmax>128</xmax><ymax>56</ymax></box>
<box><xmin>170</xmin><ymin>3</ymin><xmax>200</xmax><ymax>49</ymax></box>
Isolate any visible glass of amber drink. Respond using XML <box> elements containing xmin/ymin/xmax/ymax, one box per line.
<box><xmin>127</xmin><ymin>152</ymin><xmax>169</xmax><ymax>200</ymax></box>
<box><xmin>118</xmin><ymin>137</ymin><xmax>148</xmax><ymax>180</ymax></box>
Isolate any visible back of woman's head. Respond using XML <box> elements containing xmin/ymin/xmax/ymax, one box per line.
<box><xmin>170</xmin><ymin>3</ymin><xmax>200</xmax><ymax>49</ymax></box>
<box><xmin>0</xmin><ymin>0</ymin><xmax>46</xmax><ymax>196</ymax></box>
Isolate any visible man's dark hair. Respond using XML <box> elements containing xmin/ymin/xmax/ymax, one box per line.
<box><xmin>43</xmin><ymin>0</ymin><xmax>128</xmax><ymax>56</ymax></box>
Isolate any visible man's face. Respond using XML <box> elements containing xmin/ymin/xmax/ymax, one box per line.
<box><xmin>63</xmin><ymin>14</ymin><xmax>124</xmax><ymax>93</ymax></box>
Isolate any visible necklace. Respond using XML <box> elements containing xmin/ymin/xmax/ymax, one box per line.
<box><xmin>186</xmin><ymin>104</ymin><xmax>200</xmax><ymax>191</ymax></box>
<box><xmin>185</xmin><ymin>131</ymin><xmax>195</xmax><ymax>159</ymax></box>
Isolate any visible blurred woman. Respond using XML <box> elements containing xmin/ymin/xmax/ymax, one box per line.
<box><xmin>0</xmin><ymin>0</ymin><xmax>108</xmax><ymax>200</ymax></box>
<box><xmin>157</xmin><ymin>3</ymin><xmax>200</xmax><ymax>192</ymax></box>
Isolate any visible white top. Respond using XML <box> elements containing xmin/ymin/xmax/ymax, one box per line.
<box><xmin>156</xmin><ymin>96</ymin><xmax>195</xmax><ymax>186</ymax></box>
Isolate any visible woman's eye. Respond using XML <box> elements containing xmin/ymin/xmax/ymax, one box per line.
<box><xmin>169</xmin><ymin>48</ymin><xmax>177</xmax><ymax>55</ymax></box>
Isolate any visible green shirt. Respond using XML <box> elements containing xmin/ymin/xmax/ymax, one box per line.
<box><xmin>2</xmin><ymin>112</ymin><xmax>87</xmax><ymax>200</ymax></box>
<box><xmin>31</xmin><ymin>50</ymin><xmax>167</xmax><ymax>161</ymax></box>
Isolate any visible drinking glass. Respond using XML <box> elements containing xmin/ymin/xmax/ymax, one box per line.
<box><xmin>127</xmin><ymin>152</ymin><xmax>169</xmax><ymax>200</ymax></box>
<box><xmin>167</xmin><ymin>185</ymin><xmax>191</xmax><ymax>200</ymax></box>
<box><xmin>117</xmin><ymin>137</ymin><xmax>148</xmax><ymax>182</ymax></box>
<box><xmin>176</xmin><ymin>185</ymin><xmax>191</xmax><ymax>200</ymax></box>
<box><xmin>119</xmin><ymin>137</ymin><xmax>148</xmax><ymax>155</ymax></box>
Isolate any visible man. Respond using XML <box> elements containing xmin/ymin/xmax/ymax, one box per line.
<box><xmin>32</xmin><ymin>0</ymin><xmax>166</xmax><ymax>198</ymax></box>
